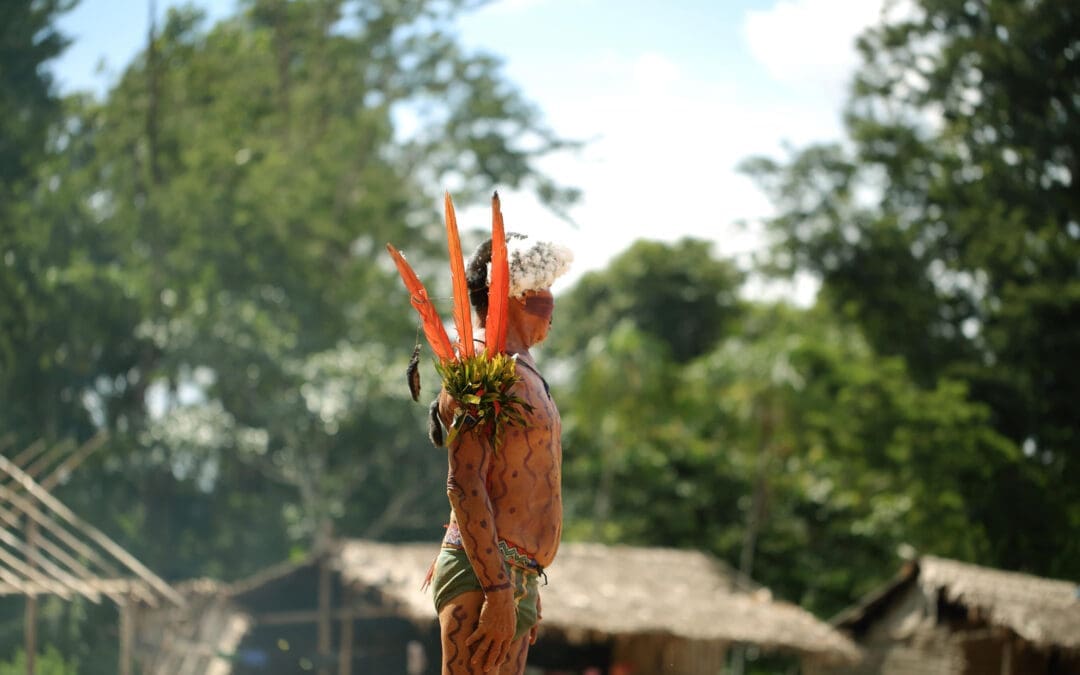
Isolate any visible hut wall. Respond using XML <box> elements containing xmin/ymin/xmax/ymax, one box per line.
<box><xmin>611</xmin><ymin>635</ymin><xmax>726</xmax><ymax>675</ymax></box>
<box><xmin>805</xmin><ymin>585</ymin><xmax>963</xmax><ymax>675</ymax></box>
<box><xmin>807</xmin><ymin>582</ymin><xmax>1080</xmax><ymax>675</ymax></box>
<box><xmin>134</xmin><ymin>596</ymin><xmax>251</xmax><ymax>675</ymax></box>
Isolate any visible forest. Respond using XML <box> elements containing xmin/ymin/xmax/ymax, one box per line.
<box><xmin>1</xmin><ymin>0</ymin><xmax>1077</xmax><ymax>671</ymax></box>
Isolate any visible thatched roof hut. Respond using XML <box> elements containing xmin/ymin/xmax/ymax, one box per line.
<box><xmin>337</xmin><ymin>539</ymin><xmax>858</xmax><ymax>665</ymax></box>
<box><xmin>808</xmin><ymin>555</ymin><xmax>1080</xmax><ymax>675</ymax></box>
<box><xmin>135</xmin><ymin>539</ymin><xmax>858</xmax><ymax>674</ymax></box>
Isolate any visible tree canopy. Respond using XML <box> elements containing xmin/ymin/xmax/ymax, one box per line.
<box><xmin>741</xmin><ymin>0</ymin><xmax>1080</xmax><ymax>578</ymax></box>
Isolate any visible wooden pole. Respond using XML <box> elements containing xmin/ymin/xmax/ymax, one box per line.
<box><xmin>40</xmin><ymin>433</ymin><xmax>108</xmax><ymax>491</ymax></box>
<box><xmin>317</xmin><ymin>555</ymin><xmax>332</xmax><ymax>675</ymax></box>
<box><xmin>24</xmin><ymin>522</ymin><xmax>38</xmax><ymax>675</ymax></box>
<box><xmin>24</xmin><ymin>594</ymin><xmax>35</xmax><ymax>675</ymax></box>
<box><xmin>24</xmin><ymin>439</ymin><xmax>75</xmax><ymax>482</ymax></box>
<box><xmin>338</xmin><ymin>582</ymin><xmax>353</xmax><ymax>675</ymax></box>
<box><xmin>337</xmin><ymin>614</ymin><xmax>353</xmax><ymax>675</ymax></box>
<box><xmin>0</xmin><ymin>455</ymin><xmax>183</xmax><ymax>605</ymax></box>
<box><xmin>1001</xmin><ymin>634</ymin><xmax>1013</xmax><ymax>675</ymax></box>
<box><xmin>12</xmin><ymin>439</ymin><xmax>47</xmax><ymax>470</ymax></box>
<box><xmin>119</xmin><ymin>595</ymin><xmax>134</xmax><ymax>675</ymax></box>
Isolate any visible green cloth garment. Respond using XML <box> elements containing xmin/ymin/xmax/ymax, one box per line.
<box><xmin>431</xmin><ymin>546</ymin><xmax>540</xmax><ymax>642</ymax></box>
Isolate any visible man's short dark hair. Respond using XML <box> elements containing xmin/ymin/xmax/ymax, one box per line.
<box><xmin>465</xmin><ymin>238</ymin><xmax>492</xmax><ymax>327</ymax></box>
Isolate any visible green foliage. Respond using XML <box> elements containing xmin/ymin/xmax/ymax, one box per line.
<box><xmin>558</xmin><ymin>297</ymin><xmax>1016</xmax><ymax>616</ymax></box>
<box><xmin>741</xmin><ymin>0</ymin><xmax>1080</xmax><ymax>579</ymax></box>
<box><xmin>0</xmin><ymin>0</ymin><xmax>73</xmax><ymax>188</ymax></box>
<box><xmin>436</xmin><ymin>352</ymin><xmax>532</xmax><ymax>449</ymax></box>
<box><xmin>549</xmin><ymin>238</ymin><xmax>744</xmax><ymax>363</ymax></box>
<box><xmin>0</xmin><ymin>646</ymin><xmax>78</xmax><ymax>675</ymax></box>
<box><xmin>1</xmin><ymin>0</ymin><xmax>577</xmax><ymax>584</ymax></box>
<box><xmin>558</xmin><ymin>319</ymin><xmax>696</xmax><ymax>543</ymax></box>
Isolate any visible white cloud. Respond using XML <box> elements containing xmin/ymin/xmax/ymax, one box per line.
<box><xmin>631</xmin><ymin>52</ymin><xmax>683</xmax><ymax>92</ymax></box>
<box><xmin>481</xmin><ymin>0</ymin><xmax>556</xmax><ymax>15</ymax></box>
<box><xmin>451</xmin><ymin>1</ymin><xmax>896</xmax><ymax>306</ymax></box>
<box><xmin>454</xmin><ymin>47</ymin><xmax>836</xmax><ymax>303</ymax></box>
<box><xmin>743</xmin><ymin>0</ymin><xmax>886</xmax><ymax>98</ymax></box>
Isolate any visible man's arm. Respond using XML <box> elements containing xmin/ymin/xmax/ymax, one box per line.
<box><xmin>444</xmin><ymin>407</ymin><xmax>516</xmax><ymax>671</ymax></box>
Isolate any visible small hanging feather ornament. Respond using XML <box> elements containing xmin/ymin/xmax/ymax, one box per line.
<box><xmin>406</xmin><ymin>342</ymin><xmax>422</xmax><ymax>402</ymax></box>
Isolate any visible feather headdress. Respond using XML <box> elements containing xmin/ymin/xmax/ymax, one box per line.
<box><xmin>386</xmin><ymin>192</ymin><xmax>527</xmax><ymax>448</ymax></box>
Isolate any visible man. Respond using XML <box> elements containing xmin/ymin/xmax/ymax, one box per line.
<box><xmin>430</xmin><ymin>236</ymin><xmax>571</xmax><ymax>675</ymax></box>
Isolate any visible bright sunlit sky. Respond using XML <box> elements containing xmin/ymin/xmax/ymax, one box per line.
<box><xmin>54</xmin><ymin>0</ymin><xmax>892</xmax><ymax>302</ymax></box>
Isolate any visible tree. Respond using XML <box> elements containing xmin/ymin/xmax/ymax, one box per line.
<box><xmin>550</xmin><ymin>239</ymin><xmax>747</xmax><ymax>544</ymax></box>
<box><xmin>550</xmin><ymin>238</ymin><xmax>744</xmax><ymax>363</ymax></box>
<box><xmin>0</xmin><ymin>0</ymin><xmax>72</xmax><ymax>190</ymax></box>
<box><xmin>558</xmin><ymin>298</ymin><xmax>1015</xmax><ymax>618</ymax></box>
<box><xmin>741</xmin><ymin>0</ymin><xmax>1080</xmax><ymax>578</ymax></box>
<box><xmin>0</xmin><ymin>0</ymin><xmax>83</xmax><ymax>433</ymax></box>
<box><xmin>2</xmin><ymin>0</ymin><xmax>578</xmax><ymax>667</ymax></box>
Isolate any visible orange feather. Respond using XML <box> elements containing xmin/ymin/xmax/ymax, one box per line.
<box><xmin>444</xmin><ymin>192</ymin><xmax>474</xmax><ymax>358</ymax></box>
<box><xmin>385</xmin><ymin>243</ymin><xmax>456</xmax><ymax>363</ymax></box>
<box><xmin>487</xmin><ymin>192</ymin><xmax>510</xmax><ymax>354</ymax></box>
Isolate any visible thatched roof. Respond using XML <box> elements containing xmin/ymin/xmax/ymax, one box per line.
<box><xmin>835</xmin><ymin>555</ymin><xmax>1080</xmax><ymax>651</ymax></box>
<box><xmin>336</xmin><ymin>539</ymin><xmax>858</xmax><ymax>662</ymax></box>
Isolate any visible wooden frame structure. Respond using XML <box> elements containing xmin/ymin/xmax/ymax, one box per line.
<box><xmin>0</xmin><ymin>435</ymin><xmax>183</xmax><ymax>674</ymax></box>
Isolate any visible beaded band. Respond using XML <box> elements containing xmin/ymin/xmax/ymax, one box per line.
<box><xmin>443</xmin><ymin>522</ymin><xmax>543</xmax><ymax>572</ymax></box>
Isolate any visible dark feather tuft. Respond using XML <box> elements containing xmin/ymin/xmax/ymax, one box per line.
<box><xmin>428</xmin><ymin>397</ymin><xmax>445</xmax><ymax>447</ymax></box>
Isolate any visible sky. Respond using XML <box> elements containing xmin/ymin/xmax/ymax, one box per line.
<box><xmin>53</xmin><ymin>0</ymin><xmax>891</xmax><ymax>303</ymax></box>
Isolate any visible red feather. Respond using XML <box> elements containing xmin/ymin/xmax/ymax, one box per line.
<box><xmin>487</xmin><ymin>192</ymin><xmax>510</xmax><ymax>354</ymax></box>
<box><xmin>444</xmin><ymin>192</ymin><xmax>474</xmax><ymax>358</ymax></box>
<box><xmin>385</xmin><ymin>243</ymin><xmax>456</xmax><ymax>363</ymax></box>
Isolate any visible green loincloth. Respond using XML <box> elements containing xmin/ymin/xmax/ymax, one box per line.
<box><xmin>431</xmin><ymin>546</ymin><xmax>540</xmax><ymax>642</ymax></box>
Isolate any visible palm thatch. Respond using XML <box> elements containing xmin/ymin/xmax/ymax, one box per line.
<box><xmin>834</xmin><ymin>555</ymin><xmax>1080</xmax><ymax>651</ymax></box>
<box><xmin>335</xmin><ymin>539</ymin><xmax>858</xmax><ymax>663</ymax></box>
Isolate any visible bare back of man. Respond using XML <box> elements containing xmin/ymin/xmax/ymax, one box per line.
<box><xmin>435</xmin><ymin>290</ymin><xmax>563</xmax><ymax>675</ymax></box>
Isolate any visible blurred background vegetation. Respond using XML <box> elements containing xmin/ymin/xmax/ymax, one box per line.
<box><xmin>1</xmin><ymin>0</ymin><xmax>1077</xmax><ymax>671</ymax></box>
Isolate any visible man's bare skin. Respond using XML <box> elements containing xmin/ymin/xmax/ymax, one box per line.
<box><xmin>438</xmin><ymin>288</ymin><xmax>562</xmax><ymax>675</ymax></box>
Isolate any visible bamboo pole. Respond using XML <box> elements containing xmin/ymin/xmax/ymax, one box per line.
<box><xmin>0</xmin><ymin>485</ymin><xmax>122</xmax><ymax>578</ymax></box>
<box><xmin>338</xmin><ymin>615</ymin><xmax>353</xmax><ymax>675</ymax></box>
<box><xmin>0</xmin><ymin>504</ymin><xmax>108</xmax><ymax>602</ymax></box>
<box><xmin>24</xmin><ymin>594</ymin><xmax>35</xmax><ymax>675</ymax></box>
<box><xmin>40</xmin><ymin>433</ymin><xmax>108</xmax><ymax>491</ymax></box>
<box><xmin>119</xmin><ymin>594</ymin><xmax>134</xmax><ymax>675</ymax></box>
<box><xmin>0</xmin><ymin>455</ymin><xmax>183</xmax><ymax>605</ymax></box>
<box><xmin>24</xmin><ymin>522</ymin><xmax>38</xmax><ymax>675</ymax></box>
<box><xmin>24</xmin><ymin>439</ymin><xmax>75</xmax><ymax>482</ymax></box>
<box><xmin>0</xmin><ymin>542</ymin><xmax>74</xmax><ymax>599</ymax></box>
<box><xmin>251</xmin><ymin>607</ymin><xmax>393</xmax><ymax>626</ymax></box>
<box><xmin>338</xmin><ymin>583</ymin><xmax>353</xmax><ymax>675</ymax></box>
<box><xmin>11</xmin><ymin>439</ymin><xmax>47</xmax><ymax>470</ymax></box>
<box><xmin>317</xmin><ymin>555</ymin><xmax>332</xmax><ymax>675</ymax></box>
